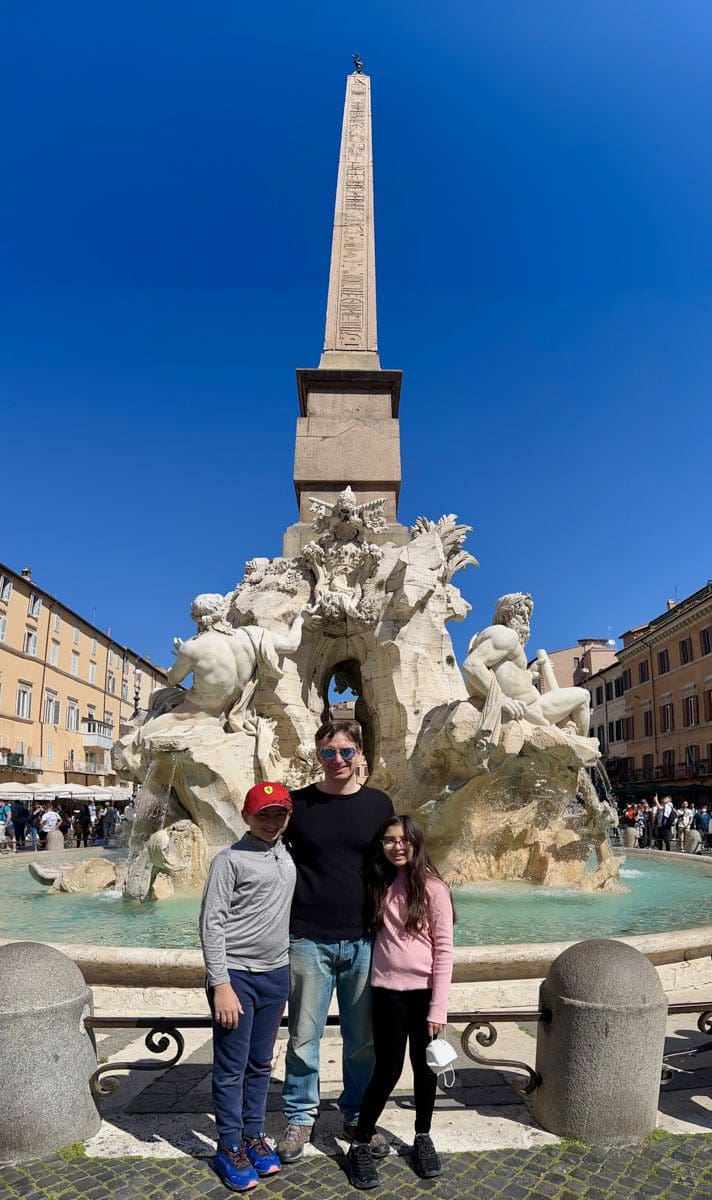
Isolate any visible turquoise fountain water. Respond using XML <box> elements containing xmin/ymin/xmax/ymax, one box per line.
<box><xmin>6</xmin><ymin>853</ymin><xmax>712</xmax><ymax>949</ymax></box>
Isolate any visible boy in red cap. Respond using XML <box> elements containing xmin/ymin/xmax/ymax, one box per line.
<box><xmin>200</xmin><ymin>781</ymin><xmax>295</xmax><ymax>1193</ymax></box>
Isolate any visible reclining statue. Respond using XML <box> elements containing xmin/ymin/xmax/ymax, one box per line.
<box><xmin>152</xmin><ymin>593</ymin><xmax>304</xmax><ymax>732</ymax></box>
<box><xmin>462</xmin><ymin>592</ymin><xmax>591</xmax><ymax>741</ymax></box>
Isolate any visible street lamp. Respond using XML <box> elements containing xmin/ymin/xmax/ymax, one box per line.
<box><xmin>133</xmin><ymin>662</ymin><xmax>142</xmax><ymax>719</ymax></box>
<box><xmin>131</xmin><ymin>662</ymin><xmax>143</xmax><ymax>800</ymax></box>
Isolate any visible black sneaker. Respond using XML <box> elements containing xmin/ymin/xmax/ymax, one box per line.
<box><xmin>347</xmin><ymin>1143</ymin><xmax>379</xmax><ymax>1190</ymax></box>
<box><xmin>411</xmin><ymin>1133</ymin><xmax>442</xmax><ymax>1179</ymax></box>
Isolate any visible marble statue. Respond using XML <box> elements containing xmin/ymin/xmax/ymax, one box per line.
<box><xmin>462</xmin><ymin>593</ymin><xmax>591</xmax><ymax>738</ymax></box>
<box><xmin>29</xmin><ymin>857</ymin><xmax>122</xmax><ymax>894</ymax></box>
<box><xmin>302</xmin><ymin>488</ymin><xmax>385</xmax><ymax>627</ymax></box>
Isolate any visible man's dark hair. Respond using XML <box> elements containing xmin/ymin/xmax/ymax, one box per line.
<box><xmin>314</xmin><ymin>719</ymin><xmax>363</xmax><ymax>750</ymax></box>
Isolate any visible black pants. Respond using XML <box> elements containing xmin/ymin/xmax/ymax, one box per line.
<box><xmin>355</xmin><ymin>987</ymin><xmax>437</xmax><ymax>1140</ymax></box>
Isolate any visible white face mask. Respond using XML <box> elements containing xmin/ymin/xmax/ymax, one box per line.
<box><xmin>425</xmin><ymin>1037</ymin><xmax>458</xmax><ymax>1088</ymax></box>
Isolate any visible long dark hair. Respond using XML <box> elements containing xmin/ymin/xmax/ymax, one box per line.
<box><xmin>364</xmin><ymin>814</ymin><xmax>456</xmax><ymax>934</ymax></box>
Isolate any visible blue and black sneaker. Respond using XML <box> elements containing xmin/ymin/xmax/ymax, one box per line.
<box><xmin>213</xmin><ymin>1142</ymin><xmax>259</xmax><ymax>1192</ymax></box>
<box><xmin>245</xmin><ymin>1134</ymin><xmax>282</xmax><ymax>1176</ymax></box>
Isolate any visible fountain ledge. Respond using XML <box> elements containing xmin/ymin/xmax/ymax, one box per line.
<box><xmin>2</xmin><ymin>925</ymin><xmax>711</xmax><ymax>989</ymax></box>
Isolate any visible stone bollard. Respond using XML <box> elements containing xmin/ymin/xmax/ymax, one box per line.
<box><xmin>684</xmin><ymin>829</ymin><xmax>701</xmax><ymax>855</ymax></box>
<box><xmin>532</xmin><ymin>938</ymin><xmax>668</xmax><ymax>1146</ymax></box>
<box><xmin>0</xmin><ymin>942</ymin><xmax>100</xmax><ymax>1161</ymax></box>
<box><xmin>45</xmin><ymin>828</ymin><xmax>65</xmax><ymax>852</ymax></box>
<box><xmin>622</xmin><ymin>827</ymin><xmax>637</xmax><ymax>849</ymax></box>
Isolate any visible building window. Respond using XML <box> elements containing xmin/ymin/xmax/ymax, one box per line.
<box><xmin>621</xmin><ymin>669</ymin><xmax>631</xmax><ymax>692</ymax></box>
<box><xmin>46</xmin><ymin>741</ymin><xmax>54</xmax><ymax>765</ymax></box>
<box><xmin>73</xmin><ymin>625</ymin><xmax>80</xmax><ymax>645</ymax></box>
<box><xmin>614</xmin><ymin>718</ymin><xmax>624</xmax><ymax>742</ymax></box>
<box><xmin>573</xmin><ymin>656</ymin><xmax>580</xmax><ymax>668</ymax></box>
<box><xmin>643</xmin><ymin>709</ymin><xmax>653</xmax><ymax>738</ymax></box>
<box><xmin>705</xmin><ymin>689</ymin><xmax>712</xmax><ymax>723</ymax></box>
<box><xmin>597</xmin><ymin>724</ymin><xmax>605</xmax><ymax>750</ymax></box>
<box><xmin>662</xmin><ymin>748</ymin><xmax>675</xmax><ymax>772</ymax></box>
<box><xmin>687</xmin><ymin>744</ymin><xmax>700</xmax><ymax>767</ymax></box>
<box><xmin>0</xmin><ymin>575</ymin><xmax>12</xmax><ymax>603</ymax></box>
<box><xmin>43</xmin><ymin>691</ymin><xmax>61</xmax><ymax>725</ymax></box>
<box><xmin>53</xmin><ymin>611</ymin><xmax>61</xmax><ymax>633</ymax></box>
<box><xmin>607</xmin><ymin>721</ymin><xmax>614</xmax><ymax>743</ymax></box>
<box><xmin>27</xmin><ymin>593</ymin><xmax>41</xmax><ymax>619</ymax></box>
<box><xmin>623</xmin><ymin>716</ymin><xmax>635</xmax><ymax>740</ymax></box>
<box><xmin>595</xmin><ymin>686</ymin><xmax>603</xmax><ymax>707</ymax></box>
<box><xmin>107</xmin><ymin>673</ymin><xmax>116</xmax><ymax>694</ymax></box>
<box><xmin>104</xmin><ymin>709</ymin><xmax>112</xmax><ymax>723</ymax></box>
<box><xmin>23</xmin><ymin>629</ymin><xmax>38</xmax><ymax>656</ymax></box>
<box><xmin>0</xmin><ymin>615</ymin><xmax>6</xmax><ymax>644</ymax></box>
<box><xmin>680</xmin><ymin>636</ymin><xmax>694</xmax><ymax>666</ymax></box>
<box><xmin>89</xmin><ymin>661</ymin><xmax>96</xmax><ymax>685</ymax></box>
<box><xmin>108</xmin><ymin>649</ymin><xmax>114</xmax><ymax>667</ymax></box>
<box><xmin>638</xmin><ymin>659</ymin><xmax>650</xmax><ymax>684</ymax></box>
<box><xmin>660</xmin><ymin>702</ymin><xmax>675</xmax><ymax>733</ymax></box>
<box><xmin>49</xmin><ymin>640</ymin><xmax>59</xmax><ymax>666</ymax></box>
<box><xmin>71</xmin><ymin>652</ymin><xmax>79</xmax><ymax>677</ymax></box>
<box><xmin>700</xmin><ymin>627</ymin><xmax>712</xmax><ymax>657</ymax></box>
<box><xmin>657</xmin><ymin>649</ymin><xmax>670</xmax><ymax>675</ymax></box>
<box><xmin>123</xmin><ymin>655</ymin><xmax>129</xmax><ymax>674</ymax></box>
<box><xmin>643</xmin><ymin>753</ymin><xmax>654</xmax><ymax>773</ymax></box>
<box><xmin>605</xmin><ymin>682</ymin><xmax>613</xmax><ymax>701</ymax></box>
<box><xmin>614</xmin><ymin>677</ymin><xmax>624</xmax><ymax>698</ymax></box>
<box><xmin>121</xmin><ymin>680</ymin><xmax>128</xmax><ymax>700</ymax></box>
<box><xmin>15</xmin><ymin>684</ymin><xmax>32</xmax><ymax>720</ymax></box>
<box><xmin>91</xmin><ymin>635</ymin><xmax>97</xmax><ymax>654</ymax></box>
<box><xmin>683</xmin><ymin>695</ymin><xmax>699</xmax><ymax>727</ymax></box>
<box><xmin>67</xmin><ymin>701</ymin><xmax>80</xmax><ymax>732</ymax></box>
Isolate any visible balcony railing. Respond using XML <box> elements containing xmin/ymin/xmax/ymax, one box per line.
<box><xmin>64</xmin><ymin>759</ymin><xmax>113</xmax><ymax>775</ymax></box>
<box><xmin>0</xmin><ymin>752</ymin><xmax>42</xmax><ymax>772</ymax></box>
<box><xmin>610</xmin><ymin>760</ymin><xmax>711</xmax><ymax>785</ymax></box>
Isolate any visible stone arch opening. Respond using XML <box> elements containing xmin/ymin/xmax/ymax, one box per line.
<box><xmin>320</xmin><ymin>657</ymin><xmax>375</xmax><ymax>774</ymax></box>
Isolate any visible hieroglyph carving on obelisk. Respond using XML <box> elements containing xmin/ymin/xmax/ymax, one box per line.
<box><xmin>321</xmin><ymin>72</ymin><xmax>378</xmax><ymax>360</ymax></box>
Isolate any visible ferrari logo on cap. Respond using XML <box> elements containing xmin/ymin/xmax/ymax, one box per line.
<box><xmin>264</xmin><ymin>785</ymin><xmax>274</xmax><ymax>795</ymax></box>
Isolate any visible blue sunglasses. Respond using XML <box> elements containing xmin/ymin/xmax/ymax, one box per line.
<box><xmin>318</xmin><ymin>746</ymin><xmax>357</xmax><ymax>762</ymax></box>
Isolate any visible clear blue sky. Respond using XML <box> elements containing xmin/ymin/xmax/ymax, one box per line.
<box><xmin>3</xmin><ymin>1</ymin><xmax>711</xmax><ymax>667</ymax></box>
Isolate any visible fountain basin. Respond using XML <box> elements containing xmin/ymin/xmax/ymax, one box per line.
<box><xmin>4</xmin><ymin>849</ymin><xmax>712</xmax><ymax>1004</ymax></box>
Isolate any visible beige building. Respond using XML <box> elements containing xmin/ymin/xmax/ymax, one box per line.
<box><xmin>0</xmin><ymin>563</ymin><xmax>168</xmax><ymax>789</ymax></box>
<box><xmin>531</xmin><ymin>639</ymin><xmax>618</xmax><ymax>689</ymax></box>
<box><xmin>581</xmin><ymin>583</ymin><xmax>712</xmax><ymax>804</ymax></box>
<box><xmin>585</xmin><ymin>659</ymin><xmax>630</xmax><ymax>779</ymax></box>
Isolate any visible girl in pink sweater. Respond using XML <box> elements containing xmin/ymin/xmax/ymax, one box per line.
<box><xmin>347</xmin><ymin>815</ymin><xmax>455</xmax><ymax>1190</ymax></box>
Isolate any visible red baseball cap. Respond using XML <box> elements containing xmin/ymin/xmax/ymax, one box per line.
<box><xmin>243</xmin><ymin>782</ymin><xmax>292</xmax><ymax>815</ymax></box>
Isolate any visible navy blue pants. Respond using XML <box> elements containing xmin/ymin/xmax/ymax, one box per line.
<box><xmin>211</xmin><ymin>966</ymin><xmax>289</xmax><ymax>1146</ymax></box>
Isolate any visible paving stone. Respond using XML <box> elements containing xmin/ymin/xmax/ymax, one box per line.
<box><xmin>2</xmin><ymin>1137</ymin><xmax>712</xmax><ymax>1199</ymax></box>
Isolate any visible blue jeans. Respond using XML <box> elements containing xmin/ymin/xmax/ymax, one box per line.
<box><xmin>283</xmin><ymin>937</ymin><xmax>374</xmax><ymax>1126</ymax></box>
<box><xmin>211</xmin><ymin>966</ymin><xmax>289</xmax><ymax>1146</ymax></box>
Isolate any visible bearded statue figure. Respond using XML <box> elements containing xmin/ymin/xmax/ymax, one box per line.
<box><xmin>462</xmin><ymin>592</ymin><xmax>591</xmax><ymax>740</ymax></box>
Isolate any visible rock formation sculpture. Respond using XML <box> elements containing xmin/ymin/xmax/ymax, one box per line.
<box><xmin>114</xmin><ymin>493</ymin><xmax>619</xmax><ymax>897</ymax></box>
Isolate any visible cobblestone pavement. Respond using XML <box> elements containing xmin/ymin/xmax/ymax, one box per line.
<box><xmin>2</xmin><ymin>1136</ymin><xmax>712</xmax><ymax>1200</ymax></box>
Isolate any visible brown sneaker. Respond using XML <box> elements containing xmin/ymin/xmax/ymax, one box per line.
<box><xmin>343</xmin><ymin>1125</ymin><xmax>389</xmax><ymax>1159</ymax></box>
<box><xmin>276</xmin><ymin>1123</ymin><xmax>314</xmax><ymax>1164</ymax></box>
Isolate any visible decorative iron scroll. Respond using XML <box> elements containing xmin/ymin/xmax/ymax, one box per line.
<box><xmin>89</xmin><ymin>1024</ymin><xmax>187</xmax><ymax>1100</ymax></box>
<box><xmin>458</xmin><ymin>1009</ymin><xmax>542</xmax><ymax>1096</ymax></box>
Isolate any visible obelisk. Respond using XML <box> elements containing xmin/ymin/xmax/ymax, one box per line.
<box><xmin>283</xmin><ymin>65</ymin><xmax>407</xmax><ymax>556</ymax></box>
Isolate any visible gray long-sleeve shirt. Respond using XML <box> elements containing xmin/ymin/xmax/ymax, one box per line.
<box><xmin>199</xmin><ymin>833</ymin><xmax>296</xmax><ymax>986</ymax></box>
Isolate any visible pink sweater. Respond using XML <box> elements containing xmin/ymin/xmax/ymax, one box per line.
<box><xmin>370</xmin><ymin>872</ymin><xmax>454</xmax><ymax>1024</ymax></box>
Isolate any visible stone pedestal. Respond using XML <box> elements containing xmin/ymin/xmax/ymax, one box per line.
<box><xmin>532</xmin><ymin>939</ymin><xmax>667</xmax><ymax>1146</ymax></box>
<box><xmin>0</xmin><ymin>942</ymin><xmax>100</xmax><ymax>1161</ymax></box>
<box><xmin>622</xmin><ymin>827</ymin><xmax>637</xmax><ymax>848</ymax></box>
<box><xmin>45</xmin><ymin>828</ymin><xmax>65</xmax><ymax>852</ymax></box>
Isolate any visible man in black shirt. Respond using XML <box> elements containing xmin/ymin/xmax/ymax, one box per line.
<box><xmin>277</xmin><ymin>719</ymin><xmax>393</xmax><ymax>1163</ymax></box>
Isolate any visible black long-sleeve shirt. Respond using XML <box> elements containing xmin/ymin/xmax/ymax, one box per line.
<box><xmin>285</xmin><ymin>784</ymin><xmax>394</xmax><ymax>939</ymax></box>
